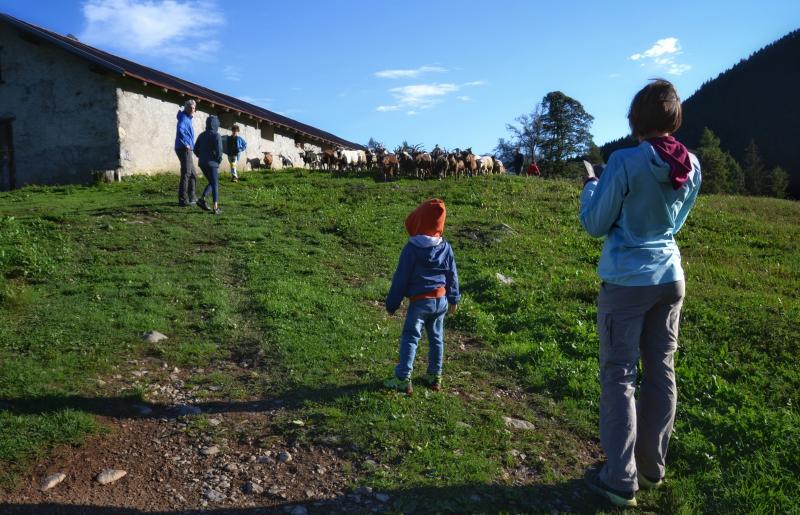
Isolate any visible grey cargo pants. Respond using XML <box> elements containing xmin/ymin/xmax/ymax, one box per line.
<box><xmin>176</xmin><ymin>148</ymin><xmax>197</xmax><ymax>204</ymax></box>
<box><xmin>597</xmin><ymin>280</ymin><xmax>685</xmax><ymax>493</ymax></box>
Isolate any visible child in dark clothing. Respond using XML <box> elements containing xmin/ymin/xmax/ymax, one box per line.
<box><xmin>194</xmin><ymin>115</ymin><xmax>223</xmax><ymax>214</ymax></box>
<box><xmin>385</xmin><ymin>199</ymin><xmax>460</xmax><ymax>394</ymax></box>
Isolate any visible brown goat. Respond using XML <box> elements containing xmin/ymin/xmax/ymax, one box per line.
<box><xmin>262</xmin><ymin>152</ymin><xmax>273</xmax><ymax>170</ymax></box>
<box><xmin>382</xmin><ymin>154</ymin><xmax>399</xmax><ymax>181</ymax></box>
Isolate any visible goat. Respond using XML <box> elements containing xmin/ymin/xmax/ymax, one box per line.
<box><xmin>382</xmin><ymin>153</ymin><xmax>399</xmax><ymax>182</ymax></box>
<box><xmin>262</xmin><ymin>152</ymin><xmax>273</xmax><ymax>170</ymax></box>
<box><xmin>478</xmin><ymin>155</ymin><xmax>493</xmax><ymax>175</ymax></box>
<box><xmin>321</xmin><ymin>149</ymin><xmax>338</xmax><ymax>171</ymax></box>
<box><xmin>492</xmin><ymin>157</ymin><xmax>506</xmax><ymax>175</ymax></box>
<box><xmin>462</xmin><ymin>148</ymin><xmax>478</xmax><ymax>177</ymax></box>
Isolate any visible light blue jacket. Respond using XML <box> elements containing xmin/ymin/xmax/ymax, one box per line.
<box><xmin>579</xmin><ymin>141</ymin><xmax>702</xmax><ymax>286</ymax></box>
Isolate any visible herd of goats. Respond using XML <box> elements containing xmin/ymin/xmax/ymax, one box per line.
<box><xmin>261</xmin><ymin>144</ymin><xmax>507</xmax><ymax>180</ymax></box>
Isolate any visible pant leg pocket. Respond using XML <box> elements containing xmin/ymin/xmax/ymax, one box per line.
<box><xmin>599</xmin><ymin>312</ymin><xmax>642</xmax><ymax>366</ymax></box>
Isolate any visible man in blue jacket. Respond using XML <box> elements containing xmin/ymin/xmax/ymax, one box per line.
<box><xmin>175</xmin><ymin>99</ymin><xmax>197</xmax><ymax>206</ymax></box>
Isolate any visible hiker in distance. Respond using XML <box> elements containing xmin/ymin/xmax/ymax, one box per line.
<box><xmin>579</xmin><ymin>79</ymin><xmax>702</xmax><ymax>508</ymax></box>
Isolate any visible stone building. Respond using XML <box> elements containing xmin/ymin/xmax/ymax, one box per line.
<box><xmin>0</xmin><ymin>13</ymin><xmax>363</xmax><ymax>190</ymax></box>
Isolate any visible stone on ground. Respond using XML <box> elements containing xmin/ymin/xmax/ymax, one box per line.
<box><xmin>39</xmin><ymin>472</ymin><xmax>66</xmax><ymax>491</ymax></box>
<box><xmin>96</xmin><ymin>469</ymin><xmax>127</xmax><ymax>485</ymax></box>
<box><xmin>142</xmin><ymin>330</ymin><xmax>168</xmax><ymax>343</ymax></box>
<box><xmin>503</xmin><ymin>416</ymin><xmax>535</xmax><ymax>430</ymax></box>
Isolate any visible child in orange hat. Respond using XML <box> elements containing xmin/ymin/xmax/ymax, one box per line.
<box><xmin>385</xmin><ymin>199</ymin><xmax>460</xmax><ymax>394</ymax></box>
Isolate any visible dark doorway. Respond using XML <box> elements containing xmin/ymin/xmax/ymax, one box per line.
<box><xmin>0</xmin><ymin>119</ymin><xmax>15</xmax><ymax>191</ymax></box>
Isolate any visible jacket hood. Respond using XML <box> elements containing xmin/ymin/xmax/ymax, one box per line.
<box><xmin>206</xmin><ymin>115</ymin><xmax>220</xmax><ymax>133</ymax></box>
<box><xmin>645</xmin><ymin>137</ymin><xmax>693</xmax><ymax>189</ymax></box>
<box><xmin>409</xmin><ymin>235</ymin><xmax>443</xmax><ymax>247</ymax></box>
<box><xmin>405</xmin><ymin>199</ymin><xmax>446</xmax><ymax>237</ymax></box>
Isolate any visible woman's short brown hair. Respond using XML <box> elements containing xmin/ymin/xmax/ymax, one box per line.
<box><xmin>628</xmin><ymin>79</ymin><xmax>682</xmax><ymax>138</ymax></box>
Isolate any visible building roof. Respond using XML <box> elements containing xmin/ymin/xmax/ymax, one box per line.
<box><xmin>0</xmin><ymin>13</ymin><xmax>365</xmax><ymax>150</ymax></box>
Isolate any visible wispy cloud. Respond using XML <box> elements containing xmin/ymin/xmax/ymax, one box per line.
<box><xmin>376</xmin><ymin>80</ymin><xmax>486</xmax><ymax>114</ymax></box>
<box><xmin>80</xmin><ymin>0</ymin><xmax>223</xmax><ymax>61</ymax></box>
<box><xmin>223</xmin><ymin>65</ymin><xmax>241</xmax><ymax>81</ymax></box>
<box><xmin>374</xmin><ymin>65</ymin><xmax>447</xmax><ymax>79</ymax></box>
<box><xmin>629</xmin><ymin>37</ymin><xmax>692</xmax><ymax>76</ymax></box>
<box><xmin>237</xmin><ymin>95</ymin><xmax>273</xmax><ymax>106</ymax></box>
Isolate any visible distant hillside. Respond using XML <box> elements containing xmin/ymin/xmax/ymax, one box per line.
<box><xmin>602</xmin><ymin>29</ymin><xmax>800</xmax><ymax>197</ymax></box>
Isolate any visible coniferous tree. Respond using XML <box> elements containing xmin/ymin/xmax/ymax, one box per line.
<box><xmin>726</xmin><ymin>153</ymin><xmax>745</xmax><ymax>194</ymax></box>
<box><xmin>742</xmin><ymin>139</ymin><xmax>766</xmax><ymax>195</ymax></box>
<box><xmin>585</xmin><ymin>142</ymin><xmax>605</xmax><ymax>164</ymax></box>
<box><xmin>768</xmin><ymin>166</ymin><xmax>790</xmax><ymax>198</ymax></box>
<box><xmin>696</xmin><ymin>128</ymin><xmax>730</xmax><ymax>194</ymax></box>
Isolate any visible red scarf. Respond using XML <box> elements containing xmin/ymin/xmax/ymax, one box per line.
<box><xmin>647</xmin><ymin>136</ymin><xmax>692</xmax><ymax>190</ymax></box>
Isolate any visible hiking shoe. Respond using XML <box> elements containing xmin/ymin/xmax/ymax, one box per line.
<box><xmin>196</xmin><ymin>198</ymin><xmax>211</xmax><ymax>211</ymax></box>
<box><xmin>384</xmin><ymin>376</ymin><xmax>412</xmax><ymax>395</ymax></box>
<box><xmin>638</xmin><ymin>471</ymin><xmax>664</xmax><ymax>490</ymax></box>
<box><xmin>584</xmin><ymin>468</ymin><xmax>637</xmax><ymax>508</ymax></box>
<box><xmin>421</xmin><ymin>373</ymin><xmax>442</xmax><ymax>391</ymax></box>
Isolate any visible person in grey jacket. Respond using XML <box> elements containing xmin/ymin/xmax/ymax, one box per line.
<box><xmin>194</xmin><ymin>115</ymin><xmax>223</xmax><ymax>215</ymax></box>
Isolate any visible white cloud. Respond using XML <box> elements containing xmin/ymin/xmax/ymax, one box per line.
<box><xmin>80</xmin><ymin>0</ymin><xmax>223</xmax><ymax>61</ymax></box>
<box><xmin>389</xmin><ymin>83</ymin><xmax>459</xmax><ymax>108</ymax></box>
<box><xmin>238</xmin><ymin>95</ymin><xmax>273</xmax><ymax>106</ymax></box>
<box><xmin>629</xmin><ymin>37</ymin><xmax>692</xmax><ymax>76</ymax></box>
<box><xmin>374</xmin><ymin>65</ymin><xmax>447</xmax><ymax>79</ymax></box>
<box><xmin>376</xmin><ymin>80</ymin><xmax>485</xmax><ymax>114</ymax></box>
<box><xmin>223</xmin><ymin>65</ymin><xmax>241</xmax><ymax>81</ymax></box>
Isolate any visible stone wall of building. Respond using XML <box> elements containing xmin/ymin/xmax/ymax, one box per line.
<box><xmin>116</xmin><ymin>81</ymin><xmax>278</xmax><ymax>176</ymax></box>
<box><xmin>0</xmin><ymin>24</ymin><xmax>119</xmax><ymax>187</ymax></box>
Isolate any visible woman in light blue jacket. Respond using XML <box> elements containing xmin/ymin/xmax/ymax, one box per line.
<box><xmin>579</xmin><ymin>79</ymin><xmax>701</xmax><ymax>508</ymax></box>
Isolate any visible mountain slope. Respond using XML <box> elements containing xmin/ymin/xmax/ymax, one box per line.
<box><xmin>602</xmin><ymin>29</ymin><xmax>800</xmax><ymax>197</ymax></box>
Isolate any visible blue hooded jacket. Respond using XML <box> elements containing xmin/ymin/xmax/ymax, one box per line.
<box><xmin>193</xmin><ymin>116</ymin><xmax>223</xmax><ymax>168</ymax></box>
<box><xmin>174</xmin><ymin>110</ymin><xmax>195</xmax><ymax>151</ymax></box>
<box><xmin>579</xmin><ymin>141</ymin><xmax>702</xmax><ymax>286</ymax></box>
<box><xmin>386</xmin><ymin>237</ymin><xmax>460</xmax><ymax>314</ymax></box>
<box><xmin>223</xmin><ymin>135</ymin><xmax>247</xmax><ymax>157</ymax></box>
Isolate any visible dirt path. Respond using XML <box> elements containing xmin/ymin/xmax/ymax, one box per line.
<box><xmin>1</xmin><ymin>358</ymin><xmax>373</xmax><ymax>513</ymax></box>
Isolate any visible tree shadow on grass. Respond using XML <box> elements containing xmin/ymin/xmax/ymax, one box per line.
<box><xmin>0</xmin><ymin>478</ymin><xmax>611</xmax><ymax>514</ymax></box>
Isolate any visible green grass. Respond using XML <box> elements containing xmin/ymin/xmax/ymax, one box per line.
<box><xmin>0</xmin><ymin>171</ymin><xmax>798</xmax><ymax>512</ymax></box>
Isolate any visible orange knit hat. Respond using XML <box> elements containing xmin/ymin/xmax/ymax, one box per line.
<box><xmin>405</xmin><ymin>199</ymin><xmax>446</xmax><ymax>237</ymax></box>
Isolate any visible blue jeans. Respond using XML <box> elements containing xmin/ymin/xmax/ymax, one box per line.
<box><xmin>200</xmin><ymin>164</ymin><xmax>219</xmax><ymax>203</ymax></box>
<box><xmin>395</xmin><ymin>297</ymin><xmax>448</xmax><ymax>380</ymax></box>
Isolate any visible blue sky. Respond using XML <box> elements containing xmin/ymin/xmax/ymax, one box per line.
<box><xmin>2</xmin><ymin>0</ymin><xmax>799</xmax><ymax>153</ymax></box>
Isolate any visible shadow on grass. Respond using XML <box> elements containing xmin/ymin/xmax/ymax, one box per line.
<box><xmin>0</xmin><ymin>478</ymin><xmax>603</xmax><ymax>514</ymax></box>
<box><xmin>0</xmin><ymin>381</ymin><xmax>384</xmax><ymax>420</ymax></box>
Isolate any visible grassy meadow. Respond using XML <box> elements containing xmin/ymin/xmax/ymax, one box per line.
<box><xmin>0</xmin><ymin>169</ymin><xmax>798</xmax><ymax>513</ymax></box>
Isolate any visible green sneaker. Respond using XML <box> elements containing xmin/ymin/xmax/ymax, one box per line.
<box><xmin>637</xmin><ymin>471</ymin><xmax>664</xmax><ymax>490</ymax></box>
<box><xmin>421</xmin><ymin>373</ymin><xmax>442</xmax><ymax>391</ymax></box>
<box><xmin>384</xmin><ymin>376</ymin><xmax>412</xmax><ymax>395</ymax></box>
<box><xmin>584</xmin><ymin>468</ymin><xmax>637</xmax><ymax>508</ymax></box>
